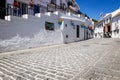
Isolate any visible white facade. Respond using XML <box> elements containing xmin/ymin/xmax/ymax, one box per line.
<box><xmin>95</xmin><ymin>8</ymin><xmax>120</xmax><ymax>38</ymax></box>
<box><xmin>0</xmin><ymin>11</ymin><xmax>94</xmax><ymax>52</ymax></box>
<box><xmin>112</xmin><ymin>14</ymin><xmax>120</xmax><ymax>38</ymax></box>
<box><xmin>0</xmin><ymin>0</ymin><xmax>94</xmax><ymax>52</ymax></box>
<box><xmin>94</xmin><ymin>20</ymin><xmax>104</xmax><ymax>38</ymax></box>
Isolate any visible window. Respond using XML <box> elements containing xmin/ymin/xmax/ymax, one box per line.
<box><xmin>65</xmin><ymin>24</ymin><xmax>67</xmax><ymax>27</ymax></box>
<box><xmin>45</xmin><ymin>22</ymin><xmax>54</xmax><ymax>30</ymax></box>
<box><xmin>117</xmin><ymin>20</ymin><xmax>118</xmax><ymax>23</ymax></box>
<box><xmin>107</xmin><ymin>19</ymin><xmax>109</xmax><ymax>23</ymax></box>
<box><xmin>115</xmin><ymin>23</ymin><xmax>117</xmax><ymax>27</ymax></box>
<box><xmin>66</xmin><ymin>35</ymin><xmax>68</xmax><ymax>38</ymax></box>
<box><xmin>101</xmin><ymin>23</ymin><xmax>103</xmax><ymax>27</ymax></box>
<box><xmin>110</xmin><ymin>17</ymin><xmax>112</xmax><ymax>20</ymax></box>
<box><xmin>104</xmin><ymin>20</ymin><xmax>105</xmax><ymax>23</ymax></box>
<box><xmin>76</xmin><ymin>25</ymin><xmax>80</xmax><ymax>38</ymax></box>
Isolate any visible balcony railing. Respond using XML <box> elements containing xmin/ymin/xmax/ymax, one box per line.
<box><xmin>0</xmin><ymin>3</ymin><xmax>89</xmax><ymax>20</ymax></box>
<box><xmin>4</xmin><ymin>3</ymin><xmax>69</xmax><ymax>17</ymax></box>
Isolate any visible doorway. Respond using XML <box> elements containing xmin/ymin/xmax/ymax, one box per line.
<box><xmin>76</xmin><ymin>25</ymin><xmax>80</xmax><ymax>38</ymax></box>
<box><xmin>21</xmin><ymin>3</ymin><xmax>28</xmax><ymax>15</ymax></box>
<box><xmin>0</xmin><ymin>0</ymin><xmax>6</xmax><ymax>19</ymax></box>
<box><xmin>107</xmin><ymin>25</ymin><xmax>112</xmax><ymax>38</ymax></box>
<box><xmin>107</xmin><ymin>26</ymin><xmax>111</xmax><ymax>32</ymax></box>
<box><xmin>84</xmin><ymin>28</ymin><xmax>87</xmax><ymax>40</ymax></box>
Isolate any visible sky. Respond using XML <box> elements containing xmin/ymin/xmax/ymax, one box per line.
<box><xmin>76</xmin><ymin>0</ymin><xmax>120</xmax><ymax>20</ymax></box>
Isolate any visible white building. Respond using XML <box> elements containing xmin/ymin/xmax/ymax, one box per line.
<box><xmin>95</xmin><ymin>8</ymin><xmax>120</xmax><ymax>38</ymax></box>
<box><xmin>94</xmin><ymin>20</ymin><xmax>104</xmax><ymax>38</ymax></box>
<box><xmin>0</xmin><ymin>0</ymin><xmax>94</xmax><ymax>52</ymax></box>
<box><xmin>112</xmin><ymin>12</ymin><xmax>120</xmax><ymax>38</ymax></box>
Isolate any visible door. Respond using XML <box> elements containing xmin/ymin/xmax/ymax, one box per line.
<box><xmin>107</xmin><ymin>25</ymin><xmax>112</xmax><ymax>38</ymax></box>
<box><xmin>87</xmin><ymin>29</ymin><xmax>88</xmax><ymax>39</ymax></box>
<box><xmin>108</xmin><ymin>26</ymin><xmax>111</xmax><ymax>32</ymax></box>
<box><xmin>0</xmin><ymin>0</ymin><xmax>6</xmax><ymax>19</ymax></box>
<box><xmin>84</xmin><ymin>28</ymin><xmax>86</xmax><ymax>40</ymax></box>
<box><xmin>21</xmin><ymin>3</ymin><xmax>28</xmax><ymax>15</ymax></box>
<box><xmin>76</xmin><ymin>25</ymin><xmax>80</xmax><ymax>38</ymax></box>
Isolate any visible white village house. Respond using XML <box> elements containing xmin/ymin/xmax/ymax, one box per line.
<box><xmin>94</xmin><ymin>8</ymin><xmax>120</xmax><ymax>38</ymax></box>
<box><xmin>0</xmin><ymin>0</ymin><xmax>94</xmax><ymax>52</ymax></box>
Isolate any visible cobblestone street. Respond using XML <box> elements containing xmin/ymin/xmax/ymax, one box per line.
<box><xmin>0</xmin><ymin>38</ymin><xmax>120</xmax><ymax>80</ymax></box>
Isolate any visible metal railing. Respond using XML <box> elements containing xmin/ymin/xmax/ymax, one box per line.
<box><xmin>5</xmin><ymin>3</ymin><xmax>69</xmax><ymax>17</ymax></box>
<box><xmin>0</xmin><ymin>3</ymin><xmax>87</xmax><ymax>20</ymax></box>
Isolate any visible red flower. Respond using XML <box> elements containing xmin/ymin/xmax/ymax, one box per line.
<box><xmin>13</xmin><ymin>2</ymin><xmax>19</xmax><ymax>8</ymax></box>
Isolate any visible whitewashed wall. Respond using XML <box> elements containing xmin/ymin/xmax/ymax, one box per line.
<box><xmin>94</xmin><ymin>20</ymin><xmax>104</xmax><ymax>38</ymax></box>
<box><xmin>0</xmin><ymin>11</ymin><xmax>93</xmax><ymax>52</ymax></box>
<box><xmin>61</xmin><ymin>19</ymin><xmax>87</xmax><ymax>43</ymax></box>
<box><xmin>103</xmin><ymin>14</ymin><xmax>111</xmax><ymax>25</ymax></box>
<box><xmin>0</xmin><ymin>13</ymin><xmax>63</xmax><ymax>52</ymax></box>
<box><xmin>112</xmin><ymin>15</ymin><xmax>120</xmax><ymax>38</ymax></box>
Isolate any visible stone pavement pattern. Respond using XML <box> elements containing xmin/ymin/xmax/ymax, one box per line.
<box><xmin>0</xmin><ymin>39</ymin><xmax>120</xmax><ymax>80</ymax></box>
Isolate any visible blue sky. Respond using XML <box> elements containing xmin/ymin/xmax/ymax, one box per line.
<box><xmin>76</xmin><ymin>0</ymin><xmax>120</xmax><ymax>20</ymax></box>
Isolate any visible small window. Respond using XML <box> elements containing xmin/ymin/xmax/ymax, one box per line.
<box><xmin>104</xmin><ymin>20</ymin><xmax>105</xmax><ymax>23</ymax></box>
<box><xmin>45</xmin><ymin>22</ymin><xmax>54</xmax><ymax>30</ymax></box>
<box><xmin>107</xmin><ymin>19</ymin><xmax>109</xmax><ymax>22</ymax></box>
<box><xmin>117</xmin><ymin>20</ymin><xmax>118</xmax><ymax>23</ymax></box>
<box><xmin>110</xmin><ymin>17</ymin><xmax>112</xmax><ymax>20</ymax></box>
<box><xmin>66</xmin><ymin>35</ymin><xmax>68</xmax><ymax>38</ymax></box>
<box><xmin>65</xmin><ymin>24</ymin><xmax>67</xmax><ymax>27</ymax></box>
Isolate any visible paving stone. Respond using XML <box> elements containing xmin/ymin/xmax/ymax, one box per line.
<box><xmin>36</xmin><ymin>75</ymin><xmax>46</xmax><ymax>79</ymax></box>
<box><xmin>0</xmin><ymin>72</ymin><xmax>13</xmax><ymax>80</ymax></box>
<box><xmin>105</xmin><ymin>77</ymin><xmax>120</xmax><ymax>80</ymax></box>
<box><xmin>46</xmin><ymin>73</ymin><xmax>56</xmax><ymax>78</ymax></box>
<box><xmin>56</xmin><ymin>76</ymin><xmax>67</xmax><ymax>80</ymax></box>
<box><xmin>95</xmin><ymin>63</ymin><xmax>111</xmax><ymax>69</ymax></box>
<box><xmin>111</xmin><ymin>63</ymin><xmax>120</xmax><ymax>71</ymax></box>
<box><xmin>0</xmin><ymin>67</ymin><xmax>26</xmax><ymax>80</ymax></box>
<box><xmin>0</xmin><ymin>39</ymin><xmax>120</xmax><ymax>80</ymax></box>
<box><xmin>47</xmin><ymin>70</ymin><xmax>57</xmax><ymax>74</ymax></box>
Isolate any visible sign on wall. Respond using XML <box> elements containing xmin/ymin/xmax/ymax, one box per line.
<box><xmin>81</xmin><ymin>24</ymin><xmax>87</xmax><ymax>29</ymax></box>
<box><xmin>58</xmin><ymin>18</ymin><xmax>63</xmax><ymax>25</ymax></box>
